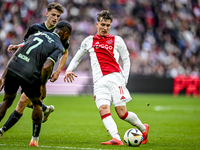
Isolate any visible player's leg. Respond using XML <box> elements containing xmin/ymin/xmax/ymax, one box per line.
<box><xmin>36</xmin><ymin>90</ymin><xmax>54</xmax><ymax>122</ymax></box>
<box><xmin>97</xmin><ymin>102</ymin><xmax>123</xmax><ymax>145</ymax></box>
<box><xmin>0</xmin><ymin>92</ymin><xmax>17</xmax><ymax>138</ymax></box>
<box><xmin>115</xmin><ymin>105</ymin><xmax>149</xmax><ymax>144</ymax></box>
<box><xmin>0</xmin><ymin>70</ymin><xmax>20</xmax><ymax>138</ymax></box>
<box><xmin>0</xmin><ymin>92</ymin><xmax>53</xmax><ymax>137</ymax></box>
<box><xmin>114</xmin><ymin>84</ymin><xmax>149</xmax><ymax>144</ymax></box>
<box><xmin>0</xmin><ymin>92</ymin><xmax>16</xmax><ymax>122</ymax></box>
<box><xmin>22</xmin><ymin>80</ymin><xmax>43</xmax><ymax>147</ymax></box>
<box><xmin>0</xmin><ymin>93</ymin><xmax>30</xmax><ymax>137</ymax></box>
<box><xmin>26</xmin><ymin>93</ymin><xmax>54</xmax><ymax>123</ymax></box>
<box><xmin>115</xmin><ymin>105</ymin><xmax>146</xmax><ymax>131</ymax></box>
<box><xmin>29</xmin><ymin>97</ymin><xmax>43</xmax><ymax>147</ymax></box>
<box><xmin>42</xmin><ymin>104</ymin><xmax>55</xmax><ymax>123</ymax></box>
<box><xmin>27</xmin><ymin>102</ymin><xmax>55</xmax><ymax>123</ymax></box>
<box><xmin>16</xmin><ymin>91</ymin><xmax>55</xmax><ymax>123</ymax></box>
<box><xmin>94</xmin><ymin>77</ymin><xmax>123</xmax><ymax>145</ymax></box>
<box><xmin>114</xmin><ymin>98</ymin><xmax>149</xmax><ymax>144</ymax></box>
<box><xmin>0</xmin><ymin>70</ymin><xmax>20</xmax><ymax>122</ymax></box>
<box><xmin>112</xmin><ymin>72</ymin><xmax>149</xmax><ymax>144</ymax></box>
<box><xmin>16</xmin><ymin>93</ymin><xmax>30</xmax><ymax>113</ymax></box>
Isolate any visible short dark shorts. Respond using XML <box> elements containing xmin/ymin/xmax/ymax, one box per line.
<box><xmin>4</xmin><ymin>70</ymin><xmax>41</xmax><ymax>98</ymax></box>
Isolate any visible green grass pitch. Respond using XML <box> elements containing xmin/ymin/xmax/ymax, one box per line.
<box><xmin>0</xmin><ymin>94</ymin><xmax>199</xmax><ymax>150</ymax></box>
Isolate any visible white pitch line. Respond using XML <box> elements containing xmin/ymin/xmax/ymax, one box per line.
<box><xmin>154</xmin><ymin>105</ymin><xmax>200</xmax><ymax>111</ymax></box>
<box><xmin>0</xmin><ymin>144</ymin><xmax>117</xmax><ymax>150</ymax></box>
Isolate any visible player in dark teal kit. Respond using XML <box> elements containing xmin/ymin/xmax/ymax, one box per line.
<box><xmin>0</xmin><ymin>2</ymin><xmax>67</xmax><ymax>139</ymax></box>
<box><xmin>8</xmin><ymin>31</ymin><xmax>68</xmax><ymax>83</ymax></box>
<box><xmin>0</xmin><ymin>20</ymin><xmax>72</xmax><ymax>147</ymax></box>
<box><xmin>23</xmin><ymin>22</ymin><xmax>69</xmax><ymax>50</ymax></box>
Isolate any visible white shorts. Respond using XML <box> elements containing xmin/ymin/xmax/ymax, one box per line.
<box><xmin>94</xmin><ymin>72</ymin><xmax>132</xmax><ymax>109</ymax></box>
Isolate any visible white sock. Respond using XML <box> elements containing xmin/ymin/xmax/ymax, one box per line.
<box><xmin>31</xmin><ymin>136</ymin><xmax>39</xmax><ymax>142</ymax></box>
<box><xmin>124</xmin><ymin>111</ymin><xmax>146</xmax><ymax>132</ymax></box>
<box><xmin>102</xmin><ymin>115</ymin><xmax>121</xmax><ymax>141</ymax></box>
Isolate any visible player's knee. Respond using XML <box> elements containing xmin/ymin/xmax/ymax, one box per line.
<box><xmin>32</xmin><ymin>104</ymin><xmax>42</xmax><ymax>122</ymax></box>
<box><xmin>32</xmin><ymin>112</ymin><xmax>42</xmax><ymax>122</ymax></box>
<box><xmin>119</xmin><ymin>111</ymin><xmax>128</xmax><ymax>120</ymax></box>
<box><xmin>99</xmin><ymin>104</ymin><xmax>110</xmax><ymax>116</ymax></box>
<box><xmin>118</xmin><ymin>113</ymin><xmax>125</xmax><ymax>119</ymax></box>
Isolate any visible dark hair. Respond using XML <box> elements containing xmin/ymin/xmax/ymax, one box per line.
<box><xmin>97</xmin><ymin>10</ymin><xmax>113</xmax><ymax>22</ymax></box>
<box><xmin>47</xmin><ymin>2</ymin><xmax>64</xmax><ymax>13</ymax></box>
<box><xmin>55</xmin><ymin>20</ymin><xmax>72</xmax><ymax>34</ymax></box>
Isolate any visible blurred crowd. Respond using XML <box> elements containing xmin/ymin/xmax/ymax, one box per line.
<box><xmin>0</xmin><ymin>0</ymin><xmax>200</xmax><ymax>78</ymax></box>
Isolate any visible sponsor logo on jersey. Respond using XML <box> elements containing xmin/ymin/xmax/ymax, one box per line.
<box><xmin>94</xmin><ymin>43</ymin><xmax>113</xmax><ymax>50</ymax></box>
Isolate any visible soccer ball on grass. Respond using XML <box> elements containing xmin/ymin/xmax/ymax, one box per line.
<box><xmin>124</xmin><ymin>128</ymin><xmax>143</xmax><ymax>147</ymax></box>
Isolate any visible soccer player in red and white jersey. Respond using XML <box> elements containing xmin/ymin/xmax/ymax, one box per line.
<box><xmin>64</xmin><ymin>10</ymin><xmax>149</xmax><ymax>145</ymax></box>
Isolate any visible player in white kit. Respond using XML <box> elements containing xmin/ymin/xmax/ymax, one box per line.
<box><xmin>64</xmin><ymin>10</ymin><xmax>149</xmax><ymax>145</ymax></box>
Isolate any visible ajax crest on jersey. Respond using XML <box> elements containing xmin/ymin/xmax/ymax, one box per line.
<box><xmin>124</xmin><ymin>128</ymin><xmax>143</xmax><ymax>147</ymax></box>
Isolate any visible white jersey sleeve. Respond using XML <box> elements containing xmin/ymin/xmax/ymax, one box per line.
<box><xmin>115</xmin><ymin>36</ymin><xmax>130</xmax><ymax>84</ymax></box>
<box><xmin>66</xmin><ymin>36</ymin><xmax>91</xmax><ymax>72</ymax></box>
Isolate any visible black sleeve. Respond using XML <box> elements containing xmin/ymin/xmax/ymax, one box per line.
<box><xmin>63</xmin><ymin>41</ymin><xmax>70</xmax><ymax>50</ymax></box>
<box><xmin>48</xmin><ymin>46</ymin><xmax>64</xmax><ymax>63</ymax></box>
<box><xmin>23</xmin><ymin>25</ymin><xmax>35</xmax><ymax>42</ymax></box>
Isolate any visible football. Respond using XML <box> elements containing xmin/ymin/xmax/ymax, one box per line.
<box><xmin>124</xmin><ymin>128</ymin><xmax>143</xmax><ymax>147</ymax></box>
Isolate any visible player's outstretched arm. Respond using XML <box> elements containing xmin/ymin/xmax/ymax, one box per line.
<box><xmin>40</xmin><ymin>59</ymin><xmax>54</xmax><ymax>100</ymax></box>
<box><xmin>41</xmin><ymin>59</ymin><xmax>54</xmax><ymax>86</ymax></box>
<box><xmin>50</xmin><ymin>50</ymin><xmax>68</xmax><ymax>82</ymax></box>
<box><xmin>64</xmin><ymin>70</ymin><xmax>77</xmax><ymax>83</ymax></box>
<box><xmin>40</xmin><ymin>85</ymin><xmax>46</xmax><ymax>100</ymax></box>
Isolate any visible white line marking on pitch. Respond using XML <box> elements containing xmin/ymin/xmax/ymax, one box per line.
<box><xmin>154</xmin><ymin>105</ymin><xmax>200</xmax><ymax>112</ymax></box>
<box><xmin>0</xmin><ymin>144</ymin><xmax>117</xmax><ymax>150</ymax></box>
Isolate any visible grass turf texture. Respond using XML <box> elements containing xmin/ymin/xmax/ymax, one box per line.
<box><xmin>0</xmin><ymin>94</ymin><xmax>199</xmax><ymax>150</ymax></box>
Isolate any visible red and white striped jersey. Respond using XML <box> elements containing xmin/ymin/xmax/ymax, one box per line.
<box><xmin>67</xmin><ymin>34</ymin><xmax>130</xmax><ymax>84</ymax></box>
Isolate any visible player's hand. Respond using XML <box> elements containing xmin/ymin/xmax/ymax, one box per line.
<box><xmin>64</xmin><ymin>70</ymin><xmax>77</xmax><ymax>83</ymax></box>
<box><xmin>50</xmin><ymin>71</ymin><xmax>59</xmax><ymax>82</ymax></box>
<box><xmin>7</xmin><ymin>44</ymin><xmax>19</xmax><ymax>54</ymax></box>
<box><xmin>0</xmin><ymin>76</ymin><xmax>5</xmax><ymax>91</ymax></box>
